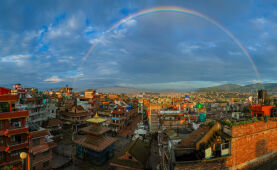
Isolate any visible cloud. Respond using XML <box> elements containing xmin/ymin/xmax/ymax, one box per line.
<box><xmin>252</xmin><ymin>17</ymin><xmax>267</xmax><ymax>25</ymax></box>
<box><xmin>0</xmin><ymin>1</ymin><xmax>277</xmax><ymax>89</ymax></box>
<box><xmin>1</xmin><ymin>54</ymin><xmax>31</xmax><ymax>66</ymax></box>
<box><xmin>44</xmin><ymin>76</ymin><xmax>64</xmax><ymax>83</ymax></box>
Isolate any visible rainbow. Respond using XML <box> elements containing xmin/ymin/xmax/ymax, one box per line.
<box><xmin>74</xmin><ymin>6</ymin><xmax>261</xmax><ymax>86</ymax></box>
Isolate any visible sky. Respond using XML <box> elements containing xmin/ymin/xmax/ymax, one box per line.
<box><xmin>1</xmin><ymin>0</ymin><xmax>277</xmax><ymax>90</ymax></box>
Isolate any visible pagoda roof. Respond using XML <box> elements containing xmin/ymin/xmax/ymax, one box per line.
<box><xmin>74</xmin><ymin>135</ymin><xmax>117</xmax><ymax>152</ymax></box>
<box><xmin>79</xmin><ymin>126</ymin><xmax>111</xmax><ymax>135</ymax></box>
<box><xmin>86</xmin><ymin>113</ymin><xmax>107</xmax><ymax>123</ymax></box>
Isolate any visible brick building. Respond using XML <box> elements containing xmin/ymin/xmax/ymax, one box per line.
<box><xmin>0</xmin><ymin>87</ymin><xmax>29</xmax><ymax>169</ymax></box>
<box><xmin>28</xmin><ymin>129</ymin><xmax>56</xmax><ymax>170</ymax></box>
<box><xmin>169</xmin><ymin>120</ymin><xmax>277</xmax><ymax>170</ymax></box>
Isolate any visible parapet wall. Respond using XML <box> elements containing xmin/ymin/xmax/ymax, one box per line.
<box><xmin>226</xmin><ymin>120</ymin><xmax>277</xmax><ymax>169</ymax></box>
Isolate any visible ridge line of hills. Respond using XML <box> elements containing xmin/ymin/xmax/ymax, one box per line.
<box><xmin>197</xmin><ymin>83</ymin><xmax>277</xmax><ymax>93</ymax></box>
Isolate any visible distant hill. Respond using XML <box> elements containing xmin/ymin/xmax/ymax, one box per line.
<box><xmin>96</xmin><ymin>86</ymin><xmax>187</xmax><ymax>94</ymax></box>
<box><xmin>97</xmin><ymin>86</ymin><xmax>150</xmax><ymax>94</ymax></box>
<box><xmin>198</xmin><ymin>83</ymin><xmax>277</xmax><ymax>93</ymax></box>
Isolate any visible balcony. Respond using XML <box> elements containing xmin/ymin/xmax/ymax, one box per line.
<box><xmin>1</xmin><ymin>126</ymin><xmax>29</xmax><ymax>136</ymax></box>
<box><xmin>0</xmin><ymin>110</ymin><xmax>28</xmax><ymax>120</ymax></box>
<box><xmin>6</xmin><ymin>141</ymin><xmax>29</xmax><ymax>152</ymax></box>
<box><xmin>0</xmin><ymin>95</ymin><xmax>19</xmax><ymax>101</ymax></box>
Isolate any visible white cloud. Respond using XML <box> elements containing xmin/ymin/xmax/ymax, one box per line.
<box><xmin>123</xmin><ymin>19</ymin><xmax>137</xmax><ymax>27</ymax></box>
<box><xmin>1</xmin><ymin>54</ymin><xmax>31</xmax><ymax>66</ymax></box>
<box><xmin>252</xmin><ymin>17</ymin><xmax>267</xmax><ymax>25</ymax></box>
<box><xmin>248</xmin><ymin>46</ymin><xmax>257</xmax><ymax>51</ymax></box>
<box><xmin>96</xmin><ymin>61</ymin><xmax>118</xmax><ymax>75</ymax></box>
<box><xmin>57</xmin><ymin>56</ymin><xmax>74</xmax><ymax>63</ymax></box>
<box><xmin>228</xmin><ymin>51</ymin><xmax>242</xmax><ymax>56</ymax></box>
<box><xmin>179</xmin><ymin>43</ymin><xmax>200</xmax><ymax>54</ymax></box>
<box><xmin>46</xmin><ymin>13</ymin><xmax>85</xmax><ymax>40</ymax></box>
<box><xmin>44</xmin><ymin>76</ymin><xmax>64</xmax><ymax>83</ymax></box>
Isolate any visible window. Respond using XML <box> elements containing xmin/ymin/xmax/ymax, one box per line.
<box><xmin>0</xmin><ymin>120</ymin><xmax>4</xmax><ymax>129</ymax></box>
<box><xmin>0</xmin><ymin>137</ymin><xmax>4</xmax><ymax>145</ymax></box>
<box><xmin>11</xmin><ymin>135</ymin><xmax>21</xmax><ymax>144</ymax></box>
<box><xmin>0</xmin><ymin>102</ymin><xmax>10</xmax><ymax>112</ymax></box>
<box><xmin>43</xmin><ymin>150</ymin><xmax>49</xmax><ymax>156</ymax></box>
<box><xmin>0</xmin><ymin>152</ymin><xmax>4</xmax><ymax>161</ymax></box>
<box><xmin>43</xmin><ymin>161</ymin><xmax>49</xmax><ymax>168</ymax></box>
<box><xmin>10</xmin><ymin>151</ymin><xmax>19</xmax><ymax>157</ymax></box>
<box><xmin>32</xmin><ymin>138</ymin><xmax>40</xmax><ymax>146</ymax></box>
<box><xmin>11</xmin><ymin>119</ymin><xmax>22</xmax><ymax>128</ymax></box>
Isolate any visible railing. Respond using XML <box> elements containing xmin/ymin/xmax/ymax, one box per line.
<box><xmin>0</xmin><ymin>110</ymin><xmax>28</xmax><ymax>119</ymax></box>
<box><xmin>4</xmin><ymin>127</ymin><xmax>29</xmax><ymax>136</ymax></box>
<box><xmin>7</xmin><ymin>141</ymin><xmax>28</xmax><ymax>151</ymax></box>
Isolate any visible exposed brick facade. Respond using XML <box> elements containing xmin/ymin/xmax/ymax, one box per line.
<box><xmin>226</xmin><ymin>120</ymin><xmax>277</xmax><ymax>169</ymax></box>
<box><xmin>173</xmin><ymin>120</ymin><xmax>277</xmax><ymax>170</ymax></box>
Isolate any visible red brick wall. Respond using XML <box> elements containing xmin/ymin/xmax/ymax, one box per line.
<box><xmin>225</xmin><ymin>120</ymin><xmax>277</xmax><ymax>169</ymax></box>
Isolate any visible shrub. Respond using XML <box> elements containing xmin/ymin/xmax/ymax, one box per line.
<box><xmin>224</xmin><ymin>119</ymin><xmax>232</xmax><ymax>127</ymax></box>
<box><xmin>264</xmin><ymin>116</ymin><xmax>269</xmax><ymax>122</ymax></box>
<box><xmin>259</xmin><ymin>117</ymin><xmax>264</xmax><ymax>121</ymax></box>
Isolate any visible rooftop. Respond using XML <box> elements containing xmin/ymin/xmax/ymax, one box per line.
<box><xmin>74</xmin><ymin>135</ymin><xmax>117</xmax><ymax>152</ymax></box>
<box><xmin>86</xmin><ymin>113</ymin><xmax>107</xmax><ymax>124</ymax></box>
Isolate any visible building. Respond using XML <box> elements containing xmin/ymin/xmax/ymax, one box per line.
<box><xmin>28</xmin><ymin>128</ymin><xmax>56</xmax><ymax>170</ymax></box>
<box><xmin>56</xmin><ymin>85</ymin><xmax>73</xmax><ymax>99</ymax></box>
<box><xmin>249</xmin><ymin>104</ymin><xmax>275</xmax><ymax>117</ymax></box>
<box><xmin>110</xmin><ymin>139</ymin><xmax>150</xmax><ymax>170</ymax></box>
<box><xmin>74</xmin><ymin>114</ymin><xmax>117</xmax><ymax>165</ymax></box>
<box><xmin>0</xmin><ymin>87</ymin><xmax>29</xmax><ymax>169</ymax></box>
<box><xmin>45</xmin><ymin>118</ymin><xmax>64</xmax><ymax>141</ymax></box>
<box><xmin>160</xmin><ymin>119</ymin><xmax>277</xmax><ymax>170</ymax></box>
<box><xmin>77</xmin><ymin>97</ymin><xmax>90</xmax><ymax>112</ymax></box>
<box><xmin>17</xmin><ymin>96</ymin><xmax>57</xmax><ymax>127</ymax></box>
<box><xmin>60</xmin><ymin>105</ymin><xmax>90</xmax><ymax>128</ymax></box>
<box><xmin>110</xmin><ymin>105</ymin><xmax>127</xmax><ymax>133</ymax></box>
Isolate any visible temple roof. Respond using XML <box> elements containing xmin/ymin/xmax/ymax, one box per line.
<box><xmin>79</xmin><ymin>126</ymin><xmax>111</xmax><ymax>135</ymax></box>
<box><xmin>74</xmin><ymin>135</ymin><xmax>117</xmax><ymax>152</ymax></box>
<box><xmin>86</xmin><ymin>113</ymin><xmax>107</xmax><ymax>123</ymax></box>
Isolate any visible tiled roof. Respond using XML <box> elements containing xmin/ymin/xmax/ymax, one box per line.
<box><xmin>31</xmin><ymin>144</ymin><xmax>49</xmax><ymax>155</ymax></box>
<box><xmin>79</xmin><ymin>126</ymin><xmax>111</xmax><ymax>135</ymax></box>
<box><xmin>111</xmin><ymin>139</ymin><xmax>150</xmax><ymax>169</ymax></box>
<box><xmin>177</xmin><ymin>126</ymin><xmax>210</xmax><ymax>148</ymax></box>
<box><xmin>74</xmin><ymin>136</ymin><xmax>117</xmax><ymax>152</ymax></box>
<box><xmin>61</xmin><ymin>111</ymin><xmax>89</xmax><ymax>117</ymax></box>
<box><xmin>30</xmin><ymin>130</ymin><xmax>50</xmax><ymax>139</ymax></box>
<box><xmin>46</xmin><ymin>119</ymin><xmax>63</xmax><ymax>127</ymax></box>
